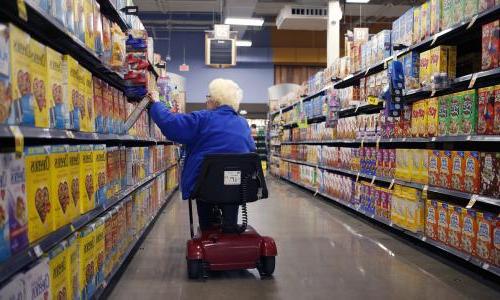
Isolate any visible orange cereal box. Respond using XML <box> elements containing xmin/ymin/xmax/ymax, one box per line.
<box><xmin>464</xmin><ymin>151</ymin><xmax>480</xmax><ymax>194</ymax></box>
<box><xmin>437</xmin><ymin>201</ymin><xmax>449</xmax><ymax>244</ymax></box>
<box><xmin>448</xmin><ymin>204</ymin><xmax>463</xmax><ymax>249</ymax></box>
<box><xmin>451</xmin><ymin>151</ymin><xmax>465</xmax><ymax>191</ymax></box>
<box><xmin>428</xmin><ymin>150</ymin><xmax>440</xmax><ymax>186</ymax></box>
<box><xmin>461</xmin><ymin>208</ymin><xmax>477</xmax><ymax>256</ymax></box>
<box><xmin>30</xmin><ymin>38</ymin><xmax>49</xmax><ymax>128</ymax></box>
<box><xmin>476</xmin><ymin>211</ymin><xmax>495</xmax><ymax>264</ymax></box>
<box><xmin>425</xmin><ymin>199</ymin><xmax>439</xmax><ymax>240</ymax></box>
<box><xmin>427</xmin><ymin>97</ymin><xmax>439</xmax><ymax>136</ymax></box>
<box><xmin>439</xmin><ymin>150</ymin><xmax>452</xmax><ymax>189</ymax></box>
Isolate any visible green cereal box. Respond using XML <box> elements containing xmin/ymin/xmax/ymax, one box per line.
<box><xmin>442</xmin><ymin>0</ymin><xmax>454</xmax><ymax>29</ymax></box>
<box><xmin>413</xmin><ymin>6</ymin><xmax>421</xmax><ymax>43</ymax></box>
<box><xmin>448</xmin><ymin>92</ymin><xmax>462</xmax><ymax>136</ymax></box>
<box><xmin>430</xmin><ymin>0</ymin><xmax>442</xmax><ymax>35</ymax></box>
<box><xmin>453</xmin><ymin>0</ymin><xmax>463</xmax><ymax>24</ymax></box>
<box><xmin>460</xmin><ymin>89</ymin><xmax>478</xmax><ymax>135</ymax></box>
<box><xmin>463</xmin><ymin>0</ymin><xmax>478</xmax><ymax>21</ymax></box>
<box><xmin>438</xmin><ymin>95</ymin><xmax>450</xmax><ymax>136</ymax></box>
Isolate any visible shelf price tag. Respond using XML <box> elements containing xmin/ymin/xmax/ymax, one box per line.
<box><xmin>33</xmin><ymin>245</ymin><xmax>43</xmax><ymax>258</ymax></box>
<box><xmin>430</xmin><ymin>33</ymin><xmax>439</xmax><ymax>46</ymax></box>
<box><xmin>431</xmin><ymin>136</ymin><xmax>437</xmax><ymax>142</ymax></box>
<box><xmin>466</xmin><ymin>135</ymin><xmax>472</xmax><ymax>141</ymax></box>
<box><xmin>422</xmin><ymin>236</ymin><xmax>427</xmax><ymax>242</ymax></box>
<box><xmin>67</xmin><ymin>131</ymin><xmax>75</xmax><ymax>139</ymax></box>
<box><xmin>422</xmin><ymin>184</ymin><xmax>429</xmax><ymax>198</ymax></box>
<box><xmin>430</xmin><ymin>89</ymin><xmax>436</xmax><ymax>97</ymax></box>
<box><xmin>9</xmin><ymin>126</ymin><xmax>24</xmax><ymax>156</ymax></box>
<box><xmin>467</xmin><ymin>14</ymin><xmax>479</xmax><ymax>30</ymax></box>
<box><xmin>371</xmin><ymin>176</ymin><xmax>376</xmax><ymax>185</ymax></box>
<box><xmin>356</xmin><ymin>172</ymin><xmax>360</xmax><ymax>182</ymax></box>
<box><xmin>17</xmin><ymin>0</ymin><xmax>28</xmax><ymax>21</ymax></box>
<box><xmin>468</xmin><ymin>73</ymin><xmax>478</xmax><ymax>89</ymax></box>
<box><xmin>354</xmin><ymin>103</ymin><xmax>361</xmax><ymax>113</ymax></box>
<box><xmin>365</xmin><ymin>66</ymin><xmax>371</xmax><ymax>76</ymax></box>
<box><xmin>361</xmin><ymin>138</ymin><xmax>365</xmax><ymax>148</ymax></box>
<box><xmin>376</xmin><ymin>136</ymin><xmax>381</xmax><ymax>150</ymax></box>
<box><xmin>367</xmin><ymin>96</ymin><xmax>379</xmax><ymax>105</ymax></box>
<box><xmin>389</xmin><ymin>179</ymin><xmax>395</xmax><ymax>190</ymax></box>
<box><xmin>466</xmin><ymin>194</ymin><xmax>478</xmax><ymax>209</ymax></box>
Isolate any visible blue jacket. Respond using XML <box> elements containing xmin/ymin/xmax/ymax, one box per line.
<box><xmin>149</xmin><ymin>102</ymin><xmax>256</xmax><ymax>199</ymax></box>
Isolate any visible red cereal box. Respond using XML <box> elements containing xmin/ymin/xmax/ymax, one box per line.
<box><xmin>425</xmin><ymin>199</ymin><xmax>439</xmax><ymax>241</ymax></box>
<box><xmin>476</xmin><ymin>211</ymin><xmax>496</xmax><ymax>264</ymax></box>
<box><xmin>428</xmin><ymin>150</ymin><xmax>440</xmax><ymax>186</ymax></box>
<box><xmin>480</xmin><ymin>152</ymin><xmax>499</xmax><ymax>197</ymax></box>
<box><xmin>494</xmin><ymin>216</ymin><xmax>500</xmax><ymax>266</ymax></box>
<box><xmin>461</xmin><ymin>209</ymin><xmax>477</xmax><ymax>256</ymax></box>
<box><xmin>388</xmin><ymin>149</ymin><xmax>396</xmax><ymax>178</ymax></box>
<box><xmin>477</xmin><ymin>86</ymin><xmax>495</xmax><ymax>135</ymax></box>
<box><xmin>448</xmin><ymin>205</ymin><xmax>463</xmax><ymax>249</ymax></box>
<box><xmin>437</xmin><ymin>201</ymin><xmax>449</xmax><ymax>244</ymax></box>
<box><xmin>451</xmin><ymin>151</ymin><xmax>465</xmax><ymax>191</ymax></box>
<box><xmin>493</xmin><ymin>85</ymin><xmax>500</xmax><ymax>134</ymax></box>
<box><xmin>376</xmin><ymin>148</ymin><xmax>384</xmax><ymax>177</ymax></box>
<box><xmin>481</xmin><ymin>20</ymin><xmax>499</xmax><ymax>71</ymax></box>
<box><xmin>439</xmin><ymin>151</ymin><xmax>453</xmax><ymax>189</ymax></box>
<box><xmin>464</xmin><ymin>151</ymin><xmax>481</xmax><ymax>194</ymax></box>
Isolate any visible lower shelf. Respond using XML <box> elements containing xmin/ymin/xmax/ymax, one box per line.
<box><xmin>276</xmin><ymin>175</ymin><xmax>500</xmax><ymax>277</ymax></box>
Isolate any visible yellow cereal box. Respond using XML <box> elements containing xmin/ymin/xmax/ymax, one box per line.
<box><xmin>25</xmin><ymin>146</ymin><xmax>53</xmax><ymax>242</ymax></box>
<box><xmin>66</xmin><ymin>233</ymin><xmax>79</xmax><ymax>300</ymax></box>
<box><xmin>429</xmin><ymin>46</ymin><xmax>448</xmax><ymax>80</ymax></box>
<box><xmin>446</xmin><ymin>45</ymin><xmax>457</xmax><ymax>80</ymax></box>
<box><xmin>83</xmin><ymin>69</ymin><xmax>94</xmax><ymax>132</ymax></box>
<box><xmin>411</xmin><ymin>101</ymin><xmax>420</xmax><ymax>137</ymax></box>
<box><xmin>49</xmin><ymin>242</ymin><xmax>69</xmax><ymax>300</ymax></box>
<box><xmin>413</xmin><ymin>6</ymin><xmax>421</xmax><ymax>44</ymax></box>
<box><xmin>50</xmin><ymin>145</ymin><xmax>72</xmax><ymax>230</ymax></box>
<box><xmin>9</xmin><ymin>24</ymin><xmax>35</xmax><ymax>126</ymax></box>
<box><xmin>78</xmin><ymin>224</ymin><xmax>96</xmax><ymax>299</ymax></box>
<box><xmin>427</xmin><ymin>97</ymin><xmax>439</xmax><ymax>136</ymax></box>
<box><xmin>67</xmin><ymin>145</ymin><xmax>80</xmax><ymax>221</ymax></box>
<box><xmin>418</xmin><ymin>99</ymin><xmax>428</xmax><ymax>137</ymax></box>
<box><xmin>46</xmin><ymin>47</ymin><xmax>66</xmax><ymax>129</ymax></box>
<box><xmin>30</xmin><ymin>39</ymin><xmax>49</xmax><ymax>128</ymax></box>
<box><xmin>79</xmin><ymin>145</ymin><xmax>95</xmax><ymax>214</ymax></box>
<box><xmin>419</xmin><ymin>50</ymin><xmax>431</xmax><ymax>86</ymax></box>
<box><xmin>93</xmin><ymin>144</ymin><xmax>107</xmax><ymax>207</ymax></box>
<box><xmin>83</xmin><ymin>0</ymin><xmax>95</xmax><ymax>51</ymax></box>
<box><xmin>63</xmin><ymin>55</ymin><xmax>81</xmax><ymax>130</ymax></box>
<box><xmin>94</xmin><ymin>218</ymin><xmax>105</xmax><ymax>287</ymax></box>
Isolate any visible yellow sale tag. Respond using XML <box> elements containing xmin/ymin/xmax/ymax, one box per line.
<box><xmin>17</xmin><ymin>0</ymin><xmax>28</xmax><ymax>21</ymax></box>
<box><xmin>367</xmin><ymin>96</ymin><xmax>379</xmax><ymax>105</ymax></box>
<box><xmin>9</xmin><ymin>126</ymin><xmax>24</xmax><ymax>155</ymax></box>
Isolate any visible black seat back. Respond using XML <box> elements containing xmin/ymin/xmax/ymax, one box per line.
<box><xmin>191</xmin><ymin>153</ymin><xmax>268</xmax><ymax>204</ymax></box>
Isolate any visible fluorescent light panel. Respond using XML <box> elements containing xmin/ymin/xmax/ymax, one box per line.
<box><xmin>225</xmin><ymin>17</ymin><xmax>264</xmax><ymax>26</ymax></box>
<box><xmin>236</xmin><ymin>40</ymin><xmax>252</xmax><ymax>47</ymax></box>
<box><xmin>346</xmin><ymin>0</ymin><xmax>370</xmax><ymax>3</ymax></box>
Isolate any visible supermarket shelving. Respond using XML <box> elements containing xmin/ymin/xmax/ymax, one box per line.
<box><xmin>93</xmin><ymin>186</ymin><xmax>178</xmax><ymax>299</ymax></box>
<box><xmin>331</xmin><ymin>5</ymin><xmax>500</xmax><ymax>89</ymax></box>
<box><xmin>97</xmin><ymin>0</ymin><xmax>130</xmax><ymax>31</ymax></box>
<box><xmin>0</xmin><ymin>0</ymin><xmax>126</xmax><ymax>91</ymax></box>
<box><xmin>269</xmin><ymin>86</ymin><xmax>329</xmax><ymax>116</ymax></box>
<box><xmin>281</xmin><ymin>135</ymin><xmax>500</xmax><ymax>145</ymax></box>
<box><xmin>0</xmin><ymin>162</ymin><xmax>178</xmax><ymax>285</ymax></box>
<box><xmin>280</xmin><ymin>157</ymin><xmax>500</xmax><ymax>207</ymax></box>
<box><xmin>276</xmin><ymin>175</ymin><xmax>500</xmax><ymax>277</ymax></box>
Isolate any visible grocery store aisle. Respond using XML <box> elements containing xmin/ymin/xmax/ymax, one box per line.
<box><xmin>108</xmin><ymin>178</ymin><xmax>499</xmax><ymax>300</ymax></box>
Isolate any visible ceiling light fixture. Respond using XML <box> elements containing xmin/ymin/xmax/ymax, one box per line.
<box><xmin>224</xmin><ymin>17</ymin><xmax>264</xmax><ymax>26</ymax></box>
<box><xmin>346</xmin><ymin>0</ymin><xmax>370</xmax><ymax>3</ymax></box>
<box><xmin>236</xmin><ymin>40</ymin><xmax>252</xmax><ymax>47</ymax></box>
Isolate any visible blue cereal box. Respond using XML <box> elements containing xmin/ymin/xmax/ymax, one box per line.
<box><xmin>378</xmin><ymin>30</ymin><xmax>392</xmax><ymax>60</ymax></box>
<box><xmin>404</xmin><ymin>8</ymin><xmax>414</xmax><ymax>46</ymax></box>
<box><xmin>392</xmin><ymin>18</ymin><xmax>400</xmax><ymax>46</ymax></box>
<box><xmin>49</xmin><ymin>0</ymin><xmax>66</xmax><ymax>27</ymax></box>
<box><xmin>0</xmin><ymin>156</ymin><xmax>11</xmax><ymax>262</ymax></box>
<box><xmin>404</xmin><ymin>51</ymin><xmax>420</xmax><ymax>90</ymax></box>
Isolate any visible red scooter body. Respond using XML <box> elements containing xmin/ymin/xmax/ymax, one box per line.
<box><xmin>186</xmin><ymin>225</ymin><xmax>277</xmax><ymax>271</ymax></box>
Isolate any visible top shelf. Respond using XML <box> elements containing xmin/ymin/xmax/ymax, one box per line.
<box><xmin>269</xmin><ymin>86</ymin><xmax>329</xmax><ymax>116</ymax></box>
<box><xmin>331</xmin><ymin>5</ymin><xmax>500</xmax><ymax>90</ymax></box>
<box><xmin>97</xmin><ymin>0</ymin><xmax>130</xmax><ymax>32</ymax></box>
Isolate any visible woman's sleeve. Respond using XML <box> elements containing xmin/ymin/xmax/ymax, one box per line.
<box><xmin>149</xmin><ymin>101</ymin><xmax>203</xmax><ymax>145</ymax></box>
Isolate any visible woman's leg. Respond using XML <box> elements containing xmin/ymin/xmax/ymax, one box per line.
<box><xmin>196</xmin><ymin>200</ymin><xmax>214</xmax><ymax>230</ymax></box>
<box><xmin>221</xmin><ymin>204</ymin><xmax>239</xmax><ymax>231</ymax></box>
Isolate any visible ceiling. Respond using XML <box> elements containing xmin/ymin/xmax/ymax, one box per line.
<box><xmin>136</xmin><ymin>0</ymin><xmax>425</xmax><ymax>33</ymax></box>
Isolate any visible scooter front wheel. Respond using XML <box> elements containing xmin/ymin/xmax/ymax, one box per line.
<box><xmin>187</xmin><ymin>259</ymin><xmax>203</xmax><ymax>279</ymax></box>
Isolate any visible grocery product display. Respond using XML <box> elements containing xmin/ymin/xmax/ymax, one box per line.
<box><xmin>270</xmin><ymin>2</ymin><xmax>500</xmax><ymax>277</ymax></box>
<box><xmin>0</xmin><ymin>1</ymin><xmax>180</xmax><ymax>298</ymax></box>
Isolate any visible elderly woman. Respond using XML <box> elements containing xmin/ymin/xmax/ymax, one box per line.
<box><xmin>149</xmin><ymin>78</ymin><xmax>256</xmax><ymax>231</ymax></box>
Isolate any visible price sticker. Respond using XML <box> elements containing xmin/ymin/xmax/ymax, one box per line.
<box><xmin>371</xmin><ymin>176</ymin><xmax>376</xmax><ymax>185</ymax></box>
<box><xmin>67</xmin><ymin>131</ymin><xmax>75</xmax><ymax>139</ymax></box>
<box><xmin>17</xmin><ymin>0</ymin><xmax>28</xmax><ymax>21</ymax></box>
<box><xmin>9</xmin><ymin>126</ymin><xmax>24</xmax><ymax>155</ymax></box>
<box><xmin>422</xmin><ymin>236</ymin><xmax>427</xmax><ymax>242</ymax></box>
<box><xmin>70</xmin><ymin>224</ymin><xmax>75</xmax><ymax>231</ymax></box>
<box><xmin>466</xmin><ymin>135</ymin><xmax>472</xmax><ymax>141</ymax></box>
<box><xmin>355</xmin><ymin>103</ymin><xmax>361</xmax><ymax>113</ymax></box>
<box><xmin>365</xmin><ymin>66</ymin><xmax>371</xmax><ymax>76</ymax></box>
<box><xmin>367</xmin><ymin>96</ymin><xmax>379</xmax><ymax>105</ymax></box>
<box><xmin>431</xmin><ymin>136</ymin><xmax>437</xmax><ymax>142</ymax></box>
<box><xmin>467</xmin><ymin>14</ymin><xmax>479</xmax><ymax>30</ymax></box>
<box><xmin>430</xmin><ymin>33</ymin><xmax>439</xmax><ymax>46</ymax></box>
<box><xmin>482</xmin><ymin>263</ymin><xmax>490</xmax><ymax>270</ymax></box>
<box><xmin>376</xmin><ymin>136</ymin><xmax>381</xmax><ymax>150</ymax></box>
<box><xmin>356</xmin><ymin>172</ymin><xmax>360</xmax><ymax>182</ymax></box>
<box><xmin>33</xmin><ymin>245</ymin><xmax>43</xmax><ymax>258</ymax></box>
<box><xmin>361</xmin><ymin>138</ymin><xmax>365</xmax><ymax>148</ymax></box>
<box><xmin>389</xmin><ymin>138</ymin><xmax>393</xmax><ymax>143</ymax></box>
<box><xmin>466</xmin><ymin>194</ymin><xmax>478</xmax><ymax>209</ymax></box>
<box><xmin>389</xmin><ymin>179</ymin><xmax>395</xmax><ymax>190</ymax></box>
<box><xmin>468</xmin><ymin>73</ymin><xmax>478</xmax><ymax>89</ymax></box>
<box><xmin>402</xmin><ymin>137</ymin><xmax>407</xmax><ymax>142</ymax></box>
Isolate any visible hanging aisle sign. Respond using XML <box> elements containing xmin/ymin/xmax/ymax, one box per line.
<box><xmin>179</xmin><ymin>64</ymin><xmax>189</xmax><ymax>72</ymax></box>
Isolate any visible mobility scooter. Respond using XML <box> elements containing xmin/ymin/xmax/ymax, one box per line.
<box><xmin>186</xmin><ymin>153</ymin><xmax>277</xmax><ymax>279</ymax></box>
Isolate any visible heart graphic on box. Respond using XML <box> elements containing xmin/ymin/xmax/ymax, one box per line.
<box><xmin>58</xmin><ymin>182</ymin><xmax>70</xmax><ymax>213</ymax></box>
<box><xmin>71</xmin><ymin>178</ymin><xmax>79</xmax><ymax>207</ymax></box>
<box><xmin>57</xmin><ymin>287</ymin><xmax>67</xmax><ymax>300</ymax></box>
<box><xmin>85</xmin><ymin>174</ymin><xmax>94</xmax><ymax>201</ymax></box>
<box><xmin>35</xmin><ymin>187</ymin><xmax>50</xmax><ymax>223</ymax></box>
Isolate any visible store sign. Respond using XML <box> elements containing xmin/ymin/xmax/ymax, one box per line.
<box><xmin>179</xmin><ymin>64</ymin><xmax>189</xmax><ymax>72</ymax></box>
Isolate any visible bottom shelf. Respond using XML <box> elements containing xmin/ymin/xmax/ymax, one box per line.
<box><xmin>93</xmin><ymin>186</ymin><xmax>178</xmax><ymax>299</ymax></box>
<box><xmin>276</xmin><ymin>175</ymin><xmax>500</xmax><ymax>277</ymax></box>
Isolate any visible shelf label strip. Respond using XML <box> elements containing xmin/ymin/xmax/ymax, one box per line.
<box><xmin>17</xmin><ymin>0</ymin><xmax>28</xmax><ymax>21</ymax></box>
<box><xmin>466</xmin><ymin>194</ymin><xmax>478</xmax><ymax>209</ymax></box>
<box><xmin>9</xmin><ymin>126</ymin><xmax>24</xmax><ymax>155</ymax></box>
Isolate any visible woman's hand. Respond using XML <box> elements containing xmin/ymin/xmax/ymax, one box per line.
<box><xmin>147</xmin><ymin>91</ymin><xmax>160</xmax><ymax>103</ymax></box>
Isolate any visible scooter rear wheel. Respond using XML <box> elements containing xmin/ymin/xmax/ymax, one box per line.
<box><xmin>187</xmin><ymin>259</ymin><xmax>203</xmax><ymax>279</ymax></box>
<box><xmin>258</xmin><ymin>256</ymin><xmax>275</xmax><ymax>277</ymax></box>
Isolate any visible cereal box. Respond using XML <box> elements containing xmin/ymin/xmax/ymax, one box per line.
<box><xmin>0</xmin><ymin>274</ymin><xmax>26</xmax><ymax>300</ymax></box>
<box><xmin>2</xmin><ymin>153</ymin><xmax>28</xmax><ymax>255</ymax></box>
<box><xmin>429</xmin><ymin>46</ymin><xmax>448</xmax><ymax>80</ymax></box>
<box><xmin>92</xmin><ymin>77</ymin><xmax>103</xmax><ymax>133</ymax></box>
<box><xmin>460</xmin><ymin>89</ymin><xmax>477</xmax><ymax>135</ymax></box>
<box><xmin>482</xmin><ymin>20</ymin><xmax>499</xmax><ymax>71</ymax></box>
<box><xmin>404</xmin><ymin>8</ymin><xmax>414</xmax><ymax>46</ymax></box>
<box><xmin>418</xmin><ymin>99</ymin><xmax>428</xmax><ymax>137</ymax></box>
<box><xmin>79</xmin><ymin>145</ymin><xmax>94</xmax><ymax>214</ymax></box>
<box><xmin>420</xmin><ymin>2</ymin><xmax>430</xmax><ymax>41</ymax></box>
<box><xmin>430</xmin><ymin>0</ymin><xmax>442</xmax><ymax>35</ymax></box>
<box><xmin>461</xmin><ymin>209</ymin><xmax>477</xmax><ymax>255</ymax></box>
<box><xmin>102</xmin><ymin>83</ymin><xmax>111</xmax><ymax>134</ymax></box>
<box><xmin>0</xmin><ymin>24</ymin><xmax>10</xmax><ymax>125</ymax></box>
<box><xmin>49</xmin><ymin>0</ymin><xmax>66</xmax><ymax>26</ymax></box>
<box><xmin>495</xmin><ymin>216</ymin><xmax>500</xmax><ymax>266</ymax></box>
<box><xmin>74</xmin><ymin>0</ymin><xmax>85</xmax><ymax>42</ymax></box>
<box><xmin>437</xmin><ymin>201</ymin><xmax>449</xmax><ymax>244</ymax></box>
<box><xmin>446</xmin><ymin>45</ymin><xmax>457</xmax><ymax>80</ymax></box>
<box><xmin>78</xmin><ymin>224</ymin><xmax>96</xmax><ymax>300</ymax></box>
<box><xmin>480</xmin><ymin>152</ymin><xmax>499</xmax><ymax>197</ymax></box>
<box><xmin>464</xmin><ymin>151</ymin><xmax>481</xmax><ymax>194</ymax></box>
<box><xmin>94</xmin><ymin>217</ymin><xmax>105</xmax><ymax>287</ymax></box>
<box><xmin>493</xmin><ymin>84</ymin><xmax>500</xmax><ymax>134</ymax></box>
<box><xmin>30</xmin><ymin>39</ymin><xmax>49</xmax><ymax>128</ymax></box>
<box><xmin>427</xmin><ymin>97</ymin><xmax>439</xmax><ymax>136</ymax></box>
<box><xmin>425</xmin><ymin>199</ymin><xmax>439</xmax><ymax>240</ymax></box>
<box><xmin>419</xmin><ymin>50</ymin><xmax>431</xmax><ymax>86</ymax></box>
<box><xmin>50</xmin><ymin>145</ymin><xmax>72</xmax><ymax>230</ymax></box>
<box><xmin>428</xmin><ymin>150</ymin><xmax>439</xmax><ymax>186</ymax></box>
<box><xmin>442</xmin><ymin>0</ymin><xmax>454</xmax><ymax>30</ymax></box>
<box><xmin>413</xmin><ymin>6</ymin><xmax>421</xmax><ymax>44</ymax></box>
<box><xmin>439</xmin><ymin>150</ymin><xmax>452</xmax><ymax>188</ymax></box>
<box><xmin>477</xmin><ymin>86</ymin><xmax>495</xmax><ymax>135</ymax></box>
<box><xmin>8</xmin><ymin>24</ymin><xmax>34</xmax><ymax>126</ymax></box>
<box><xmin>448</xmin><ymin>92</ymin><xmax>461</xmax><ymax>136</ymax></box>
<box><xmin>476</xmin><ymin>211</ymin><xmax>495</xmax><ymax>264</ymax></box>
<box><xmin>448</xmin><ymin>205</ymin><xmax>463</xmax><ymax>249</ymax></box>
<box><xmin>46</xmin><ymin>47</ymin><xmax>66</xmax><ymax>129</ymax></box>
<box><xmin>93</xmin><ymin>144</ymin><xmax>107</xmax><ymax>206</ymax></box>
<box><xmin>66</xmin><ymin>232</ymin><xmax>79</xmax><ymax>300</ymax></box>
<box><xmin>67</xmin><ymin>145</ymin><xmax>80</xmax><ymax>222</ymax></box>
<box><xmin>84</xmin><ymin>70</ymin><xmax>94</xmax><ymax>133</ymax></box>
<box><xmin>84</xmin><ymin>0</ymin><xmax>95</xmax><ymax>50</ymax></box>
<box><xmin>24</xmin><ymin>258</ymin><xmax>51</xmax><ymax>300</ymax></box>
<box><xmin>25</xmin><ymin>146</ymin><xmax>53</xmax><ymax>242</ymax></box>
<box><xmin>463</xmin><ymin>0</ymin><xmax>478</xmax><ymax>21</ymax></box>
<box><xmin>451</xmin><ymin>151</ymin><xmax>465</xmax><ymax>191</ymax></box>
<box><xmin>49</xmin><ymin>242</ymin><xmax>69</xmax><ymax>300</ymax></box>
<box><xmin>77</xmin><ymin>66</ymin><xmax>87</xmax><ymax>132</ymax></box>
<box><xmin>0</xmin><ymin>156</ymin><xmax>11</xmax><ymax>262</ymax></box>
<box><xmin>62</xmin><ymin>55</ymin><xmax>80</xmax><ymax>130</ymax></box>
<box><xmin>411</xmin><ymin>101</ymin><xmax>420</xmax><ymax>137</ymax></box>
<box><xmin>438</xmin><ymin>95</ymin><xmax>450</xmax><ymax>136</ymax></box>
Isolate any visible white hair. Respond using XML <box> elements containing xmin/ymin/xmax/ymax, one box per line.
<box><xmin>208</xmin><ymin>78</ymin><xmax>242</xmax><ymax>111</ymax></box>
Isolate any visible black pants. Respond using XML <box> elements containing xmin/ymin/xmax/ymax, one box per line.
<box><xmin>196</xmin><ymin>200</ymin><xmax>239</xmax><ymax>231</ymax></box>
